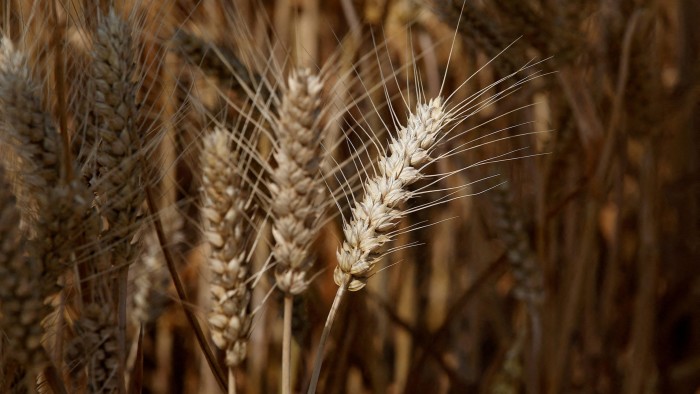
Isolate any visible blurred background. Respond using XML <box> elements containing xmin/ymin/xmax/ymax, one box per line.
<box><xmin>4</xmin><ymin>0</ymin><xmax>700</xmax><ymax>393</ymax></box>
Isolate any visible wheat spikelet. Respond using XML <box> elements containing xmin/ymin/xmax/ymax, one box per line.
<box><xmin>270</xmin><ymin>68</ymin><xmax>326</xmax><ymax>295</ymax></box>
<box><xmin>201</xmin><ymin>127</ymin><xmax>252</xmax><ymax>368</ymax></box>
<box><xmin>335</xmin><ymin>97</ymin><xmax>448</xmax><ymax>291</ymax></box>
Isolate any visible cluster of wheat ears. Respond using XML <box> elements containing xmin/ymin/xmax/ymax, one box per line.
<box><xmin>2</xmin><ymin>0</ymin><xmax>694</xmax><ymax>393</ymax></box>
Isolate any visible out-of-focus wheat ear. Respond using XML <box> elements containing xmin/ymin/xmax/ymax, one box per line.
<box><xmin>432</xmin><ymin>1</ymin><xmax>523</xmax><ymax>78</ymax></box>
<box><xmin>0</xmin><ymin>37</ymin><xmax>93</xmax><ymax>295</ymax></box>
<box><xmin>490</xmin><ymin>178</ymin><xmax>544</xmax><ymax>394</ymax></box>
<box><xmin>201</xmin><ymin>127</ymin><xmax>253</xmax><ymax>392</ymax></box>
<box><xmin>0</xmin><ymin>166</ymin><xmax>51</xmax><ymax>391</ymax></box>
<box><xmin>0</xmin><ymin>37</ymin><xmax>61</xmax><ymax>219</ymax></box>
<box><xmin>171</xmin><ymin>28</ymin><xmax>264</xmax><ymax>97</ymax></box>
<box><xmin>490</xmin><ymin>180</ymin><xmax>545</xmax><ymax>306</ymax></box>
<box><xmin>65</xmin><ymin>303</ymin><xmax>120</xmax><ymax>394</ymax></box>
<box><xmin>86</xmin><ymin>9</ymin><xmax>145</xmax><ymax>393</ymax></box>
<box><xmin>271</xmin><ymin>68</ymin><xmax>326</xmax><ymax>296</ymax></box>
<box><xmin>131</xmin><ymin>208</ymin><xmax>184</xmax><ymax>325</ymax></box>
<box><xmin>492</xmin><ymin>1</ymin><xmax>580</xmax><ymax>63</ymax></box>
<box><xmin>87</xmin><ymin>8</ymin><xmax>144</xmax><ymax>260</ymax></box>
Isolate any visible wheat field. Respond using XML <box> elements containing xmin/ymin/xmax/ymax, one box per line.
<box><xmin>0</xmin><ymin>0</ymin><xmax>698</xmax><ymax>393</ymax></box>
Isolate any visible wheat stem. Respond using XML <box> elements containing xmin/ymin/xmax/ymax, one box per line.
<box><xmin>282</xmin><ymin>295</ymin><xmax>293</xmax><ymax>394</ymax></box>
<box><xmin>49</xmin><ymin>0</ymin><xmax>72</xmax><ymax>183</ymax></box>
<box><xmin>228</xmin><ymin>368</ymin><xmax>236</xmax><ymax>394</ymax></box>
<box><xmin>307</xmin><ymin>275</ymin><xmax>349</xmax><ymax>394</ymax></box>
<box><xmin>145</xmin><ymin>185</ymin><xmax>228</xmax><ymax>392</ymax></box>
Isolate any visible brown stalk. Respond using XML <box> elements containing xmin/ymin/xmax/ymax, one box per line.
<box><xmin>145</xmin><ymin>185</ymin><xmax>228</xmax><ymax>393</ymax></box>
<box><xmin>42</xmin><ymin>365</ymin><xmax>68</xmax><ymax>394</ymax></box>
<box><xmin>49</xmin><ymin>0</ymin><xmax>72</xmax><ymax>183</ymax></box>
<box><xmin>127</xmin><ymin>327</ymin><xmax>144</xmax><ymax>394</ymax></box>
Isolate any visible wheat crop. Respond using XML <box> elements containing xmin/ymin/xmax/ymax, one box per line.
<box><xmin>0</xmin><ymin>1</ymin><xmax>697</xmax><ymax>393</ymax></box>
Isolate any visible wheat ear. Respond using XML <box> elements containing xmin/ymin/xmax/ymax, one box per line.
<box><xmin>0</xmin><ymin>165</ymin><xmax>50</xmax><ymax>390</ymax></box>
<box><xmin>131</xmin><ymin>209</ymin><xmax>184</xmax><ymax>325</ymax></box>
<box><xmin>491</xmin><ymin>181</ymin><xmax>544</xmax><ymax>306</ymax></box>
<box><xmin>271</xmin><ymin>68</ymin><xmax>326</xmax><ymax>295</ymax></box>
<box><xmin>201</xmin><ymin>127</ymin><xmax>252</xmax><ymax>394</ymax></box>
<box><xmin>0</xmin><ymin>36</ymin><xmax>95</xmax><ymax>298</ymax></box>
<box><xmin>0</xmin><ymin>39</ymin><xmax>90</xmax><ymax>394</ymax></box>
<box><xmin>171</xmin><ymin>29</ymin><xmax>256</xmax><ymax>94</ymax></box>
<box><xmin>308</xmin><ymin>97</ymin><xmax>449</xmax><ymax>393</ymax></box>
<box><xmin>269</xmin><ymin>68</ymin><xmax>325</xmax><ymax>394</ymax></box>
<box><xmin>88</xmin><ymin>8</ymin><xmax>143</xmax><ymax>263</ymax></box>
<box><xmin>0</xmin><ymin>37</ymin><xmax>61</xmax><ymax>221</ymax></box>
<box><xmin>335</xmin><ymin>97</ymin><xmax>448</xmax><ymax>290</ymax></box>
